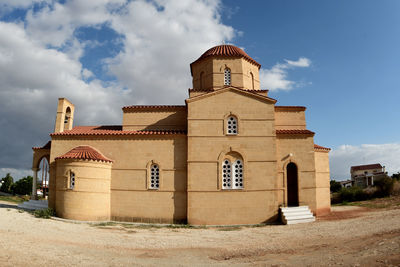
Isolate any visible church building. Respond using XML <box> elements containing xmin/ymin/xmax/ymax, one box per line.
<box><xmin>32</xmin><ymin>45</ymin><xmax>331</xmax><ymax>225</ymax></box>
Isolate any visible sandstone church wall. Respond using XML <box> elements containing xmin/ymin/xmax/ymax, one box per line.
<box><xmin>187</xmin><ymin>89</ymin><xmax>280</xmax><ymax>225</ymax></box>
<box><xmin>274</xmin><ymin>108</ymin><xmax>307</xmax><ymax>130</ymax></box>
<box><xmin>50</xmin><ymin>135</ymin><xmax>187</xmax><ymax>223</ymax></box>
<box><xmin>55</xmin><ymin>159</ymin><xmax>111</xmax><ymax>221</ymax></box>
<box><xmin>122</xmin><ymin>107</ymin><xmax>187</xmax><ymax>131</ymax></box>
<box><xmin>314</xmin><ymin>150</ymin><xmax>331</xmax><ymax>215</ymax></box>
<box><xmin>191</xmin><ymin>58</ymin><xmax>260</xmax><ymax>90</ymax></box>
<box><xmin>276</xmin><ymin>135</ymin><xmax>317</xmax><ymax>212</ymax></box>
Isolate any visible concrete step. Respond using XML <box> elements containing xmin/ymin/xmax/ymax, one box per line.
<box><xmin>281</xmin><ymin>206</ymin><xmax>315</xmax><ymax>225</ymax></box>
<box><xmin>280</xmin><ymin>206</ymin><xmax>309</xmax><ymax>213</ymax></box>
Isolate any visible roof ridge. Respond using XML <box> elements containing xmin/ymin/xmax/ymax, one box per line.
<box><xmin>122</xmin><ymin>105</ymin><xmax>186</xmax><ymax>110</ymax></box>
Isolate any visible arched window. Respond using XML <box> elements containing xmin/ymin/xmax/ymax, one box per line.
<box><xmin>222</xmin><ymin>159</ymin><xmax>232</xmax><ymax>189</ymax></box>
<box><xmin>199</xmin><ymin>71</ymin><xmax>204</xmax><ymax>89</ymax></box>
<box><xmin>232</xmin><ymin>159</ymin><xmax>244</xmax><ymax>189</ymax></box>
<box><xmin>227</xmin><ymin>116</ymin><xmax>238</xmax><ymax>135</ymax></box>
<box><xmin>70</xmin><ymin>171</ymin><xmax>75</xmax><ymax>189</ymax></box>
<box><xmin>224</xmin><ymin>68</ymin><xmax>231</xmax><ymax>85</ymax></box>
<box><xmin>149</xmin><ymin>163</ymin><xmax>160</xmax><ymax>189</ymax></box>
<box><xmin>221</xmin><ymin>157</ymin><xmax>244</xmax><ymax>189</ymax></box>
<box><xmin>250</xmin><ymin>72</ymin><xmax>254</xmax><ymax>89</ymax></box>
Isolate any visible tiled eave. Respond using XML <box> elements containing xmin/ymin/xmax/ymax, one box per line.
<box><xmin>314</xmin><ymin>144</ymin><xmax>331</xmax><ymax>152</ymax></box>
<box><xmin>32</xmin><ymin>141</ymin><xmax>51</xmax><ymax>150</ymax></box>
<box><xmin>122</xmin><ymin>105</ymin><xmax>186</xmax><ymax>112</ymax></box>
<box><xmin>275</xmin><ymin>106</ymin><xmax>306</xmax><ymax>112</ymax></box>
<box><xmin>50</xmin><ymin>126</ymin><xmax>187</xmax><ymax>136</ymax></box>
<box><xmin>276</xmin><ymin>129</ymin><xmax>315</xmax><ymax>136</ymax></box>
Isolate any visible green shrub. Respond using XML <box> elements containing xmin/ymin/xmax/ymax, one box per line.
<box><xmin>392</xmin><ymin>181</ymin><xmax>400</xmax><ymax>196</ymax></box>
<box><xmin>330</xmin><ymin>180</ymin><xmax>342</xmax><ymax>193</ymax></box>
<box><xmin>338</xmin><ymin>187</ymin><xmax>369</xmax><ymax>202</ymax></box>
<box><xmin>330</xmin><ymin>192</ymin><xmax>342</xmax><ymax>204</ymax></box>
<box><xmin>374</xmin><ymin>177</ymin><xmax>394</xmax><ymax>197</ymax></box>
<box><xmin>34</xmin><ymin>208</ymin><xmax>54</xmax><ymax>219</ymax></box>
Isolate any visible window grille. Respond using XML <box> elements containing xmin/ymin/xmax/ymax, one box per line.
<box><xmin>232</xmin><ymin>159</ymin><xmax>244</xmax><ymax>189</ymax></box>
<box><xmin>224</xmin><ymin>68</ymin><xmax>231</xmax><ymax>85</ymax></box>
<box><xmin>222</xmin><ymin>158</ymin><xmax>243</xmax><ymax>189</ymax></box>
<box><xmin>70</xmin><ymin>172</ymin><xmax>75</xmax><ymax>189</ymax></box>
<box><xmin>227</xmin><ymin>116</ymin><xmax>237</xmax><ymax>135</ymax></box>
<box><xmin>150</xmin><ymin>164</ymin><xmax>160</xmax><ymax>189</ymax></box>
<box><xmin>222</xmin><ymin>159</ymin><xmax>232</xmax><ymax>189</ymax></box>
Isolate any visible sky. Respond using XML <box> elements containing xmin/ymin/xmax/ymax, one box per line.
<box><xmin>0</xmin><ymin>0</ymin><xmax>399</xmax><ymax>181</ymax></box>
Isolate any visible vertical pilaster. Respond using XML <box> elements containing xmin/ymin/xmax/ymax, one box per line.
<box><xmin>31</xmin><ymin>167</ymin><xmax>39</xmax><ymax>200</ymax></box>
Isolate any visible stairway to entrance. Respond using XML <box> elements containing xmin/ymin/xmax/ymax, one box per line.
<box><xmin>18</xmin><ymin>199</ymin><xmax>48</xmax><ymax>211</ymax></box>
<box><xmin>280</xmin><ymin>206</ymin><xmax>315</xmax><ymax>225</ymax></box>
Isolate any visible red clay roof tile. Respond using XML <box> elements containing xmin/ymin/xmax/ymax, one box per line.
<box><xmin>122</xmin><ymin>105</ymin><xmax>186</xmax><ymax>111</ymax></box>
<box><xmin>189</xmin><ymin>88</ymin><xmax>269</xmax><ymax>93</ymax></box>
<box><xmin>314</xmin><ymin>144</ymin><xmax>331</xmax><ymax>151</ymax></box>
<box><xmin>55</xmin><ymin>146</ymin><xmax>113</xmax><ymax>163</ymax></box>
<box><xmin>32</xmin><ymin>141</ymin><xmax>51</xmax><ymax>150</ymax></box>
<box><xmin>275</xmin><ymin>106</ymin><xmax>306</xmax><ymax>111</ymax></box>
<box><xmin>50</xmin><ymin>126</ymin><xmax>187</xmax><ymax>136</ymax></box>
<box><xmin>351</xmin><ymin>163</ymin><xmax>383</xmax><ymax>171</ymax></box>
<box><xmin>276</xmin><ymin>129</ymin><xmax>315</xmax><ymax>135</ymax></box>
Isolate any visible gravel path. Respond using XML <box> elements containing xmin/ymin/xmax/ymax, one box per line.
<box><xmin>0</xmin><ymin>202</ymin><xmax>399</xmax><ymax>266</ymax></box>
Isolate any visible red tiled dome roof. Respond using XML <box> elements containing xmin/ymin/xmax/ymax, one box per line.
<box><xmin>191</xmin><ymin>44</ymin><xmax>261</xmax><ymax>69</ymax></box>
<box><xmin>55</xmin><ymin>145</ymin><xmax>113</xmax><ymax>163</ymax></box>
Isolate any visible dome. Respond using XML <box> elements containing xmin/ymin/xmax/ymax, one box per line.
<box><xmin>191</xmin><ymin>44</ymin><xmax>261</xmax><ymax>69</ymax></box>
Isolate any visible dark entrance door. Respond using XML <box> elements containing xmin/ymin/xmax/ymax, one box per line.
<box><xmin>287</xmin><ymin>162</ymin><xmax>299</xmax><ymax>206</ymax></box>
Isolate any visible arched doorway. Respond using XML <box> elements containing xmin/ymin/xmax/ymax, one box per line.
<box><xmin>38</xmin><ymin>157</ymin><xmax>50</xmax><ymax>198</ymax></box>
<box><xmin>287</xmin><ymin>162</ymin><xmax>299</xmax><ymax>206</ymax></box>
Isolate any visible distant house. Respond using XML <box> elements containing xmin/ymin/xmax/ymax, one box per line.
<box><xmin>340</xmin><ymin>180</ymin><xmax>352</xmax><ymax>188</ymax></box>
<box><xmin>350</xmin><ymin>163</ymin><xmax>386</xmax><ymax>188</ymax></box>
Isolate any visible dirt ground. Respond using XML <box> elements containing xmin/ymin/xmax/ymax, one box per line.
<box><xmin>0</xmin><ymin>199</ymin><xmax>399</xmax><ymax>267</ymax></box>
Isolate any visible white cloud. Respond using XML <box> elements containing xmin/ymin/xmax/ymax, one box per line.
<box><xmin>0</xmin><ymin>0</ymin><xmax>235</xmax><ymax>172</ymax></box>
<box><xmin>330</xmin><ymin>143</ymin><xmax>400</xmax><ymax>180</ymax></box>
<box><xmin>0</xmin><ymin>21</ymin><xmax>125</xmax><ymax>170</ymax></box>
<box><xmin>259</xmin><ymin>57</ymin><xmax>311</xmax><ymax>91</ymax></box>
<box><xmin>285</xmin><ymin>57</ymin><xmax>311</xmax><ymax>67</ymax></box>
<box><xmin>107</xmin><ymin>0</ymin><xmax>234</xmax><ymax>104</ymax></box>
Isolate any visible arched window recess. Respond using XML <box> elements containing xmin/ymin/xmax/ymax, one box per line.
<box><xmin>221</xmin><ymin>153</ymin><xmax>244</xmax><ymax>190</ymax></box>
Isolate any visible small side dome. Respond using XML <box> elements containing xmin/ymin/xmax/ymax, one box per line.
<box><xmin>55</xmin><ymin>145</ymin><xmax>113</xmax><ymax>163</ymax></box>
<box><xmin>191</xmin><ymin>44</ymin><xmax>261</xmax><ymax>70</ymax></box>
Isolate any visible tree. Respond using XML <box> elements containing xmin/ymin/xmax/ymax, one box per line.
<box><xmin>330</xmin><ymin>180</ymin><xmax>342</xmax><ymax>193</ymax></box>
<box><xmin>0</xmin><ymin>173</ymin><xmax>14</xmax><ymax>193</ymax></box>
<box><xmin>392</xmin><ymin>172</ymin><xmax>400</xmax><ymax>180</ymax></box>
<box><xmin>11</xmin><ymin>176</ymin><xmax>33</xmax><ymax>195</ymax></box>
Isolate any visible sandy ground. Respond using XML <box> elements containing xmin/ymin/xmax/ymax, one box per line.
<box><xmin>0</xmin><ymin>201</ymin><xmax>399</xmax><ymax>266</ymax></box>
